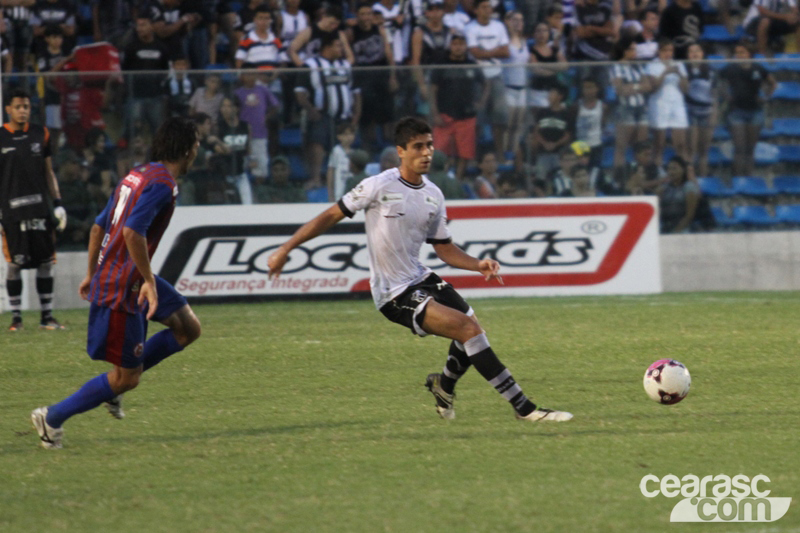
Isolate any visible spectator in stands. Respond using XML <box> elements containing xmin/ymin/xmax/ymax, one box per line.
<box><xmin>122</xmin><ymin>15</ymin><xmax>170</xmax><ymax>138</ymax></box>
<box><xmin>634</xmin><ymin>8</ymin><xmax>659</xmax><ymax>60</ymax></box>
<box><xmin>82</xmin><ymin>127</ymin><xmax>116</xmax><ymax>206</ymax></box>
<box><xmin>373</xmin><ymin>0</ymin><xmax>405</xmax><ymax>64</ymax></box>
<box><xmin>149</xmin><ymin>0</ymin><xmax>211</xmax><ymax>68</ymax></box>
<box><xmin>4</xmin><ymin>0</ymin><xmax>35</xmax><ymax>72</ymax></box>
<box><xmin>348</xmin><ymin>1</ymin><xmax>397</xmax><ymax>153</ymax></box>
<box><xmin>659</xmin><ymin>156</ymin><xmax>700</xmax><ymax>233</ymax></box>
<box><xmin>466</xmin><ymin>0</ymin><xmax>510</xmax><ymax>159</ymax></box>
<box><xmin>545</xmin><ymin>147</ymin><xmax>578</xmax><ymax>197</ymax></box>
<box><xmin>55</xmin><ymin>149</ymin><xmax>95</xmax><ymax>247</ymax></box>
<box><xmin>91</xmin><ymin>0</ymin><xmax>133</xmax><ymax>49</ymax></box>
<box><xmin>569</xmin><ymin>164</ymin><xmax>597</xmax><ymax>196</ymax></box>
<box><xmin>572</xmin><ymin>0</ymin><xmax>615</xmax><ymax>67</ymax></box>
<box><xmin>658</xmin><ymin>0</ymin><xmax>703</xmax><ymax>59</ymax></box>
<box><xmin>410</xmin><ymin>0</ymin><xmax>452</xmax><ymax>110</ymax></box>
<box><xmin>344</xmin><ymin>149</ymin><xmax>371</xmax><ymax>191</ymax></box>
<box><xmin>279</xmin><ymin>0</ymin><xmax>309</xmax><ymax>46</ymax></box>
<box><xmin>30</xmin><ymin>0</ymin><xmax>76</xmax><ymax>54</ymax></box>
<box><xmin>646</xmin><ymin>39</ymin><xmax>689</xmax><ymax>166</ymax></box>
<box><xmin>574</xmin><ymin>78</ymin><xmax>607</xmax><ymax>171</ymax></box>
<box><xmin>570</xmin><ymin>140</ymin><xmax>620</xmax><ymax>195</ymax></box>
<box><xmin>474</xmin><ymin>150</ymin><xmax>501</xmax><ymax>198</ymax></box>
<box><xmin>743</xmin><ymin>0</ymin><xmax>800</xmax><ymax>56</ymax></box>
<box><xmin>545</xmin><ymin>4</ymin><xmax>566</xmax><ymax>49</ymax></box>
<box><xmin>0</xmin><ymin>19</ymin><xmax>13</xmax><ymax>73</ymax></box>
<box><xmin>235</xmin><ymin>5</ymin><xmax>283</xmax><ymax>70</ymax></box>
<box><xmin>254</xmin><ymin>156</ymin><xmax>305</xmax><ymax>203</ymax></box>
<box><xmin>295</xmin><ymin>36</ymin><xmax>361</xmax><ymax>186</ymax></box>
<box><xmin>497</xmin><ymin>172</ymin><xmax>528</xmax><ymax>198</ymax></box>
<box><xmin>529</xmin><ymin>83</ymin><xmax>573</xmax><ymax>186</ymax></box>
<box><xmin>327</xmin><ymin>121</ymin><xmax>356</xmax><ymax>201</ymax></box>
<box><xmin>426</xmin><ymin>149</ymin><xmax>464</xmax><ymax>199</ymax></box>
<box><xmin>191</xmin><ymin>112</ymin><xmax>228</xmax><ymax>172</ymax></box>
<box><xmin>429</xmin><ymin>33</ymin><xmax>487</xmax><ymax>181</ymax></box>
<box><xmin>618</xmin><ymin>139</ymin><xmax>665</xmax><ymax>194</ymax></box>
<box><xmin>163</xmin><ymin>56</ymin><xmax>195</xmax><ymax>117</ymax></box>
<box><xmin>288</xmin><ymin>2</ymin><xmax>354</xmax><ymax>67</ymax></box>
<box><xmin>379</xmin><ymin>145</ymin><xmax>400</xmax><ymax>170</ymax></box>
<box><xmin>115</xmin><ymin>128</ymin><xmax>151</xmax><ymax>178</ymax></box>
<box><xmin>218</xmin><ymin>95</ymin><xmax>254</xmax><ymax>204</ymax></box>
<box><xmin>442</xmin><ymin>0</ymin><xmax>470</xmax><ymax>33</ymax></box>
<box><xmin>609</xmin><ymin>35</ymin><xmax>652</xmax><ymax>172</ymax></box>
<box><xmin>503</xmin><ymin>10</ymin><xmax>529</xmax><ymax>160</ymax></box>
<box><xmin>189</xmin><ymin>72</ymin><xmax>224</xmax><ymax>124</ymax></box>
<box><xmin>528</xmin><ymin>22</ymin><xmax>567</xmax><ymax>114</ymax></box>
<box><xmin>686</xmin><ymin>42</ymin><xmax>716</xmax><ymax>177</ymax></box>
<box><xmin>719</xmin><ymin>42</ymin><xmax>777</xmax><ymax>176</ymax></box>
<box><xmin>234</xmin><ymin>69</ymin><xmax>280</xmax><ymax>183</ymax></box>
<box><xmin>36</xmin><ymin>24</ymin><xmax>70</xmax><ymax>152</ymax></box>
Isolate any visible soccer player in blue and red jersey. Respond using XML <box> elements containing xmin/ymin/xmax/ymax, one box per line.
<box><xmin>31</xmin><ymin>118</ymin><xmax>203</xmax><ymax>449</ymax></box>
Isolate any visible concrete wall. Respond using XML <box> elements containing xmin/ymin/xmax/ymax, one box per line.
<box><xmin>3</xmin><ymin>232</ymin><xmax>799</xmax><ymax>312</ymax></box>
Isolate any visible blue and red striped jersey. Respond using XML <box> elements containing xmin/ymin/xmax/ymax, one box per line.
<box><xmin>89</xmin><ymin>163</ymin><xmax>178</xmax><ymax>313</ymax></box>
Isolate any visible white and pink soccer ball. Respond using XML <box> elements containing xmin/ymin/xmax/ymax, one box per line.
<box><xmin>643</xmin><ymin>359</ymin><xmax>691</xmax><ymax>404</ymax></box>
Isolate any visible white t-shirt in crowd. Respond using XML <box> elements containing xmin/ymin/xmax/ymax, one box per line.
<box><xmin>464</xmin><ymin>19</ymin><xmax>509</xmax><ymax>78</ymax></box>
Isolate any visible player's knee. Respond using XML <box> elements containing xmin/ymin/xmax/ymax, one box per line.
<box><xmin>460</xmin><ymin>318</ymin><xmax>483</xmax><ymax>340</ymax></box>
<box><xmin>108</xmin><ymin>368</ymin><xmax>142</xmax><ymax>393</ymax></box>
<box><xmin>174</xmin><ymin>314</ymin><xmax>201</xmax><ymax>347</ymax></box>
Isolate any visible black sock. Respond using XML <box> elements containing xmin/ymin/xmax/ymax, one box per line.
<box><xmin>440</xmin><ymin>340</ymin><xmax>471</xmax><ymax>394</ymax></box>
<box><xmin>7</xmin><ymin>278</ymin><xmax>22</xmax><ymax>321</ymax></box>
<box><xmin>36</xmin><ymin>276</ymin><xmax>54</xmax><ymax>322</ymax></box>
<box><xmin>464</xmin><ymin>333</ymin><xmax>536</xmax><ymax>416</ymax></box>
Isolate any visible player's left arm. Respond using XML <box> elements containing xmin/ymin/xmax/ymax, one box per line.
<box><xmin>433</xmin><ymin>242</ymin><xmax>503</xmax><ymax>284</ymax></box>
<box><xmin>44</xmin><ymin>155</ymin><xmax>68</xmax><ymax>231</ymax></box>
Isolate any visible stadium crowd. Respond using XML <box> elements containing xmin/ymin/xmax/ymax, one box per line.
<box><xmin>1</xmin><ymin>0</ymin><xmax>800</xmax><ymax>244</ymax></box>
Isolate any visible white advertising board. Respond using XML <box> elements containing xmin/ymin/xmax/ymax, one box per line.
<box><xmin>151</xmin><ymin>197</ymin><xmax>661</xmax><ymax>300</ymax></box>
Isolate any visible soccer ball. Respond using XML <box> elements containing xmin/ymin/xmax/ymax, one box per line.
<box><xmin>643</xmin><ymin>359</ymin><xmax>691</xmax><ymax>404</ymax></box>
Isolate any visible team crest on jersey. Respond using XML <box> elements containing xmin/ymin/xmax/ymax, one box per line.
<box><xmin>410</xmin><ymin>289</ymin><xmax>428</xmax><ymax>303</ymax></box>
<box><xmin>425</xmin><ymin>196</ymin><xmax>439</xmax><ymax>207</ymax></box>
<box><xmin>380</xmin><ymin>193</ymin><xmax>403</xmax><ymax>204</ymax></box>
<box><xmin>351</xmin><ymin>183</ymin><xmax>366</xmax><ymax>200</ymax></box>
<box><xmin>31</xmin><ymin>142</ymin><xmax>41</xmax><ymax>155</ymax></box>
<box><xmin>134</xmin><ymin>343</ymin><xmax>144</xmax><ymax>357</ymax></box>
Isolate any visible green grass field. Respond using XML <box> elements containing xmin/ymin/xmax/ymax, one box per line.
<box><xmin>1</xmin><ymin>292</ymin><xmax>798</xmax><ymax>532</ymax></box>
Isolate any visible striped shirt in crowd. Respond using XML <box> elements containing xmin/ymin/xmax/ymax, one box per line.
<box><xmin>609</xmin><ymin>63</ymin><xmax>647</xmax><ymax>108</ymax></box>
<box><xmin>295</xmin><ymin>56</ymin><xmax>360</xmax><ymax>121</ymax></box>
<box><xmin>236</xmin><ymin>30</ymin><xmax>283</xmax><ymax>68</ymax></box>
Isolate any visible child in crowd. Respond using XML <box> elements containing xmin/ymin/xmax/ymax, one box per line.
<box><xmin>326</xmin><ymin>122</ymin><xmax>356</xmax><ymax>201</ymax></box>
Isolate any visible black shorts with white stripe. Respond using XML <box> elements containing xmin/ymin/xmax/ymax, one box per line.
<box><xmin>380</xmin><ymin>273</ymin><xmax>471</xmax><ymax>336</ymax></box>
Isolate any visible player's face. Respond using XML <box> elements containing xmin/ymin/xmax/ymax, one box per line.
<box><xmin>6</xmin><ymin>97</ymin><xmax>30</xmax><ymax>126</ymax></box>
<box><xmin>399</xmin><ymin>134</ymin><xmax>434</xmax><ymax>175</ymax></box>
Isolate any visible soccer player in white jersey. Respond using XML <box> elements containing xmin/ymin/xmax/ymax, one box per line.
<box><xmin>268</xmin><ymin>117</ymin><xmax>572</xmax><ymax>422</ymax></box>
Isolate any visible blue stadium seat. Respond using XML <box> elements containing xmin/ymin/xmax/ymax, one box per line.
<box><xmin>779</xmin><ymin>145</ymin><xmax>800</xmax><ymax>163</ymax></box>
<box><xmin>706</xmin><ymin>54</ymin><xmax>728</xmax><ymax>71</ymax></box>
<box><xmin>772</xmin><ymin>82</ymin><xmax>800</xmax><ymax>101</ymax></box>
<box><xmin>773</xmin><ymin>53</ymin><xmax>800</xmax><ymax>73</ymax></box>
<box><xmin>701</xmin><ymin>25</ymin><xmax>742</xmax><ymax>43</ymax></box>
<box><xmin>279</xmin><ymin>128</ymin><xmax>303</xmax><ymax>148</ymax></box>
<box><xmin>773</xmin><ymin>118</ymin><xmax>800</xmax><ymax>137</ymax></box>
<box><xmin>205</xmin><ymin>63</ymin><xmax>236</xmax><ymax>83</ymax></box>
<box><xmin>775</xmin><ymin>204</ymin><xmax>800</xmax><ymax>225</ymax></box>
<box><xmin>288</xmin><ymin>154</ymin><xmax>308</xmax><ymax>181</ymax></box>
<box><xmin>732</xmin><ymin>205</ymin><xmax>776</xmax><ymax>226</ymax></box>
<box><xmin>712</xmin><ymin>126</ymin><xmax>731</xmax><ymax>141</ymax></box>
<box><xmin>76</xmin><ymin>35</ymin><xmax>94</xmax><ymax>46</ymax></box>
<box><xmin>754</xmin><ymin>144</ymin><xmax>780</xmax><ymax>166</ymax></box>
<box><xmin>774</xmin><ymin>175</ymin><xmax>800</xmax><ymax>194</ymax></box>
<box><xmin>306</xmin><ymin>187</ymin><xmax>328</xmax><ymax>202</ymax></box>
<box><xmin>699</xmin><ymin>176</ymin><xmax>734</xmax><ymax>197</ymax></box>
<box><xmin>601</xmin><ymin>146</ymin><xmax>615</xmax><ymax>167</ymax></box>
<box><xmin>732</xmin><ymin>176</ymin><xmax>777</xmax><ymax>197</ymax></box>
<box><xmin>604</xmin><ymin>85</ymin><xmax>617</xmax><ymax>103</ymax></box>
<box><xmin>707</xmin><ymin>146</ymin><xmax>731</xmax><ymax>166</ymax></box>
<box><xmin>712</xmin><ymin>207</ymin><xmax>737</xmax><ymax>227</ymax></box>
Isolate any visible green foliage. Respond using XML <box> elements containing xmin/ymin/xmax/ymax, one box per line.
<box><xmin>1</xmin><ymin>293</ymin><xmax>798</xmax><ymax>532</ymax></box>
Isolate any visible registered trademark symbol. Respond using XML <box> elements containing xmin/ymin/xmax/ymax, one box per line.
<box><xmin>581</xmin><ymin>221</ymin><xmax>607</xmax><ymax>234</ymax></box>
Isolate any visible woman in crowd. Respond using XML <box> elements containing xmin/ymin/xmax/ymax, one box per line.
<box><xmin>659</xmin><ymin>156</ymin><xmax>700</xmax><ymax>234</ymax></box>
<box><xmin>528</xmin><ymin>22</ymin><xmax>566</xmax><ymax>116</ymax></box>
<box><xmin>609</xmin><ymin>35</ymin><xmax>651</xmax><ymax>172</ymax></box>
<box><xmin>646</xmin><ymin>39</ymin><xmax>689</xmax><ymax>166</ymax></box>
<box><xmin>718</xmin><ymin>42</ymin><xmax>776</xmax><ymax>176</ymax></box>
<box><xmin>685</xmin><ymin>42</ymin><xmax>716</xmax><ymax>177</ymax></box>
<box><xmin>503</xmin><ymin>11</ymin><xmax>530</xmax><ymax>160</ymax></box>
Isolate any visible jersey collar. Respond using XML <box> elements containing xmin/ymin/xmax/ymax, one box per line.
<box><xmin>397</xmin><ymin>176</ymin><xmax>426</xmax><ymax>190</ymax></box>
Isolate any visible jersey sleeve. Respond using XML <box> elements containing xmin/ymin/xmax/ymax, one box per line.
<box><xmin>94</xmin><ymin>193</ymin><xmax>115</xmax><ymax>227</ymax></box>
<box><xmin>338</xmin><ymin>176</ymin><xmax>378</xmax><ymax>217</ymax></box>
<box><xmin>426</xmin><ymin>194</ymin><xmax>452</xmax><ymax>244</ymax></box>
<box><xmin>124</xmin><ymin>182</ymin><xmax>174</xmax><ymax>235</ymax></box>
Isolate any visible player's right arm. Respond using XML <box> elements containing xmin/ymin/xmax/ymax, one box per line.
<box><xmin>267</xmin><ymin>203</ymin><xmax>346</xmax><ymax>279</ymax></box>
<box><xmin>79</xmin><ymin>193</ymin><xmax>115</xmax><ymax>300</ymax></box>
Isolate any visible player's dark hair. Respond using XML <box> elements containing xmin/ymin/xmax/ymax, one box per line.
<box><xmin>394</xmin><ymin>116</ymin><xmax>432</xmax><ymax>148</ymax></box>
<box><xmin>151</xmin><ymin>117</ymin><xmax>199</xmax><ymax>163</ymax></box>
<box><xmin>5</xmin><ymin>87</ymin><xmax>30</xmax><ymax>107</ymax></box>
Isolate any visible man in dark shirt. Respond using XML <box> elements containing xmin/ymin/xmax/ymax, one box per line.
<box><xmin>659</xmin><ymin>0</ymin><xmax>704</xmax><ymax>59</ymax></box>
<box><xmin>122</xmin><ymin>16</ymin><xmax>170</xmax><ymax>138</ymax></box>
<box><xmin>145</xmin><ymin>0</ymin><xmax>211</xmax><ymax>68</ymax></box>
<box><xmin>30</xmin><ymin>0</ymin><xmax>77</xmax><ymax>53</ymax></box>
<box><xmin>527</xmin><ymin>84</ymin><xmax>574</xmax><ymax>185</ymax></box>
<box><xmin>429</xmin><ymin>34</ymin><xmax>488</xmax><ymax>181</ymax></box>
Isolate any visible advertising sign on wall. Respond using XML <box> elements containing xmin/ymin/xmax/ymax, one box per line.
<box><xmin>151</xmin><ymin>197</ymin><xmax>661</xmax><ymax>301</ymax></box>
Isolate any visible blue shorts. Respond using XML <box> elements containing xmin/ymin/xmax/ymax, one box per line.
<box><xmin>87</xmin><ymin>276</ymin><xmax>188</xmax><ymax>368</ymax></box>
<box><xmin>728</xmin><ymin>108</ymin><xmax>765</xmax><ymax>127</ymax></box>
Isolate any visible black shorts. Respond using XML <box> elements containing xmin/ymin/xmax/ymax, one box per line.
<box><xmin>380</xmin><ymin>273</ymin><xmax>472</xmax><ymax>336</ymax></box>
<box><xmin>1</xmin><ymin>217</ymin><xmax>56</xmax><ymax>268</ymax></box>
<box><xmin>746</xmin><ymin>16</ymin><xmax>798</xmax><ymax>40</ymax></box>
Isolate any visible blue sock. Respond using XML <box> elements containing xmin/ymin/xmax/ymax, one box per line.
<box><xmin>142</xmin><ymin>330</ymin><xmax>184</xmax><ymax>372</ymax></box>
<box><xmin>47</xmin><ymin>373</ymin><xmax>115</xmax><ymax>428</ymax></box>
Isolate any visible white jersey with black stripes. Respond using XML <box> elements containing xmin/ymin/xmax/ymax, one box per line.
<box><xmin>339</xmin><ymin>168</ymin><xmax>451</xmax><ymax>309</ymax></box>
